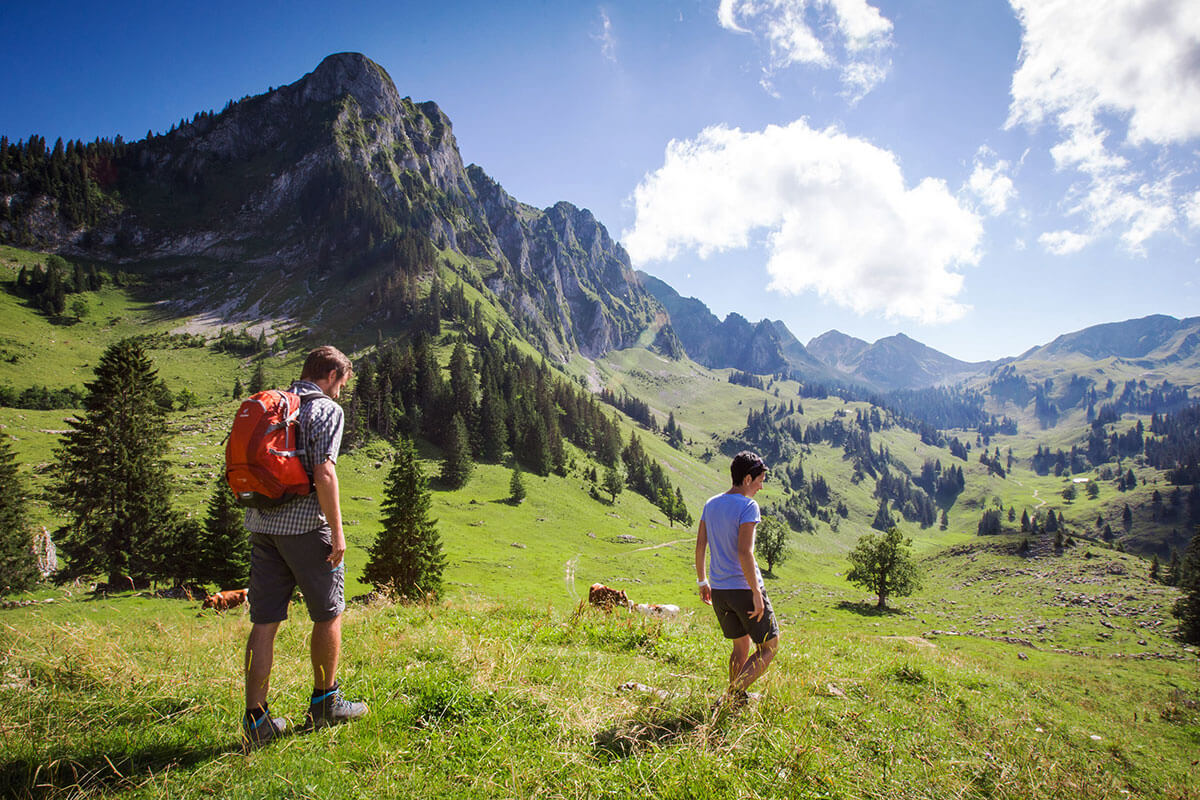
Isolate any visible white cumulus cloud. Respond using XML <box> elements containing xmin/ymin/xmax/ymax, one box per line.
<box><xmin>717</xmin><ymin>0</ymin><xmax>893</xmax><ymax>100</ymax></box>
<box><xmin>1039</xmin><ymin>229</ymin><xmax>1091</xmax><ymax>256</ymax></box>
<box><xmin>1006</xmin><ymin>0</ymin><xmax>1200</xmax><ymax>253</ymax></box>
<box><xmin>623</xmin><ymin>120</ymin><xmax>983</xmax><ymax>324</ymax></box>
<box><xmin>1187</xmin><ymin>191</ymin><xmax>1200</xmax><ymax>229</ymax></box>
<box><xmin>965</xmin><ymin>148</ymin><xmax>1016</xmax><ymax>216</ymax></box>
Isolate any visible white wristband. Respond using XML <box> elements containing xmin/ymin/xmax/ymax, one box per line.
<box><xmin>697</xmin><ymin>578</ymin><xmax>709</xmax><ymax>587</ymax></box>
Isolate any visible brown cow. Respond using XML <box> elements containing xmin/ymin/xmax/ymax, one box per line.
<box><xmin>202</xmin><ymin>588</ymin><xmax>248</xmax><ymax>612</ymax></box>
<box><xmin>588</xmin><ymin>583</ymin><xmax>630</xmax><ymax>610</ymax></box>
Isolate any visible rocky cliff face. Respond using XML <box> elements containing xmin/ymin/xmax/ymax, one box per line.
<box><xmin>6</xmin><ymin>52</ymin><xmax>657</xmax><ymax>360</ymax></box>
<box><xmin>469</xmin><ymin>168</ymin><xmax>655</xmax><ymax>357</ymax></box>
<box><xmin>638</xmin><ymin>271</ymin><xmax>835</xmax><ymax>379</ymax></box>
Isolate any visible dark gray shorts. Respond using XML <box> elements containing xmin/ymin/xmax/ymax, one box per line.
<box><xmin>248</xmin><ymin>525</ymin><xmax>345</xmax><ymax>624</ymax></box>
<box><xmin>711</xmin><ymin>588</ymin><xmax>780</xmax><ymax>644</ymax></box>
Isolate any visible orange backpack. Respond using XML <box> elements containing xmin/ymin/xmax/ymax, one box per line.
<box><xmin>225</xmin><ymin>390</ymin><xmax>313</xmax><ymax>508</ymax></box>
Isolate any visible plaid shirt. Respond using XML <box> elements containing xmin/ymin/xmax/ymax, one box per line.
<box><xmin>244</xmin><ymin>380</ymin><xmax>344</xmax><ymax>536</ymax></box>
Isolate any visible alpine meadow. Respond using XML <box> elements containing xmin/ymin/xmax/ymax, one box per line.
<box><xmin>1</xmin><ymin>50</ymin><xmax>1199</xmax><ymax>800</ymax></box>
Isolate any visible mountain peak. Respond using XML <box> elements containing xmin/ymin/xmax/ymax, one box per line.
<box><xmin>297</xmin><ymin>52</ymin><xmax>401</xmax><ymax>118</ymax></box>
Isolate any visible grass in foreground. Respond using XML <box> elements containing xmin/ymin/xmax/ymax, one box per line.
<box><xmin>2</xmin><ymin>588</ymin><xmax>1197</xmax><ymax>799</ymax></box>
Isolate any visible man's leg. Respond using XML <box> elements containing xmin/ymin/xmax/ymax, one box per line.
<box><xmin>245</xmin><ymin>621</ymin><xmax>281</xmax><ymax>710</ymax></box>
<box><xmin>311</xmin><ymin>613</ymin><xmax>342</xmax><ymax>690</ymax></box>
<box><xmin>728</xmin><ymin>635</ymin><xmax>751</xmax><ymax>684</ymax></box>
<box><xmin>729</xmin><ymin>636</ymin><xmax>779</xmax><ymax>693</ymax></box>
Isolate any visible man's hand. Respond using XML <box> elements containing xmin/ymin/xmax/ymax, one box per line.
<box><xmin>327</xmin><ymin>530</ymin><xmax>346</xmax><ymax>568</ymax></box>
<box><xmin>699</xmin><ymin>583</ymin><xmax>712</xmax><ymax>606</ymax></box>
<box><xmin>749</xmin><ymin>589</ymin><xmax>765</xmax><ymax>621</ymax></box>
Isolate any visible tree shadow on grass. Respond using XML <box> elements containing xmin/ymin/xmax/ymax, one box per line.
<box><xmin>0</xmin><ymin>739</ymin><xmax>237</xmax><ymax>798</ymax></box>
<box><xmin>835</xmin><ymin>600</ymin><xmax>907</xmax><ymax>618</ymax></box>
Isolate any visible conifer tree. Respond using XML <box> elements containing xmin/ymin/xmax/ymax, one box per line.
<box><xmin>199</xmin><ymin>478</ymin><xmax>251</xmax><ymax>589</ymax></box>
<box><xmin>1167</xmin><ymin>549</ymin><xmax>1181</xmax><ymax>586</ymax></box>
<box><xmin>440</xmin><ymin>412</ymin><xmax>473</xmax><ymax>489</ymax></box>
<box><xmin>52</xmin><ymin>339</ymin><xmax>176</xmax><ymax>584</ymax></box>
<box><xmin>0</xmin><ymin>435</ymin><xmax>38</xmax><ymax>595</ymax></box>
<box><xmin>1172</xmin><ymin>532</ymin><xmax>1200</xmax><ymax>644</ymax></box>
<box><xmin>509</xmin><ymin>464</ymin><xmax>526</xmax><ymax>504</ymax></box>
<box><xmin>365</xmin><ymin>437</ymin><xmax>445</xmax><ymax>599</ymax></box>
<box><xmin>248</xmin><ymin>362</ymin><xmax>268</xmax><ymax>394</ymax></box>
<box><xmin>478</xmin><ymin>385</ymin><xmax>508</xmax><ymax>462</ymax></box>
<box><xmin>1150</xmin><ymin>554</ymin><xmax>1161</xmax><ymax>583</ymax></box>
<box><xmin>871</xmin><ymin>498</ymin><xmax>892</xmax><ymax>532</ymax></box>
<box><xmin>232</xmin><ymin>376</ymin><xmax>244</xmax><ymax>398</ymax></box>
<box><xmin>674</xmin><ymin>487</ymin><xmax>691</xmax><ymax>526</ymax></box>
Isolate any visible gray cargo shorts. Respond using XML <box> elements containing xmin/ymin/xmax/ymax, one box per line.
<box><xmin>248</xmin><ymin>524</ymin><xmax>345</xmax><ymax>624</ymax></box>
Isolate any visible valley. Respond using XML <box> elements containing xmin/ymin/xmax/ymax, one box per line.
<box><xmin>0</xmin><ymin>51</ymin><xmax>1197</xmax><ymax>798</ymax></box>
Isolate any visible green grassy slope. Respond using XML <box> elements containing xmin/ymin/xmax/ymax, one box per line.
<box><xmin>1</xmin><ymin>245</ymin><xmax>1197</xmax><ymax>798</ymax></box>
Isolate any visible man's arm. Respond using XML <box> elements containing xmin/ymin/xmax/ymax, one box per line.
<box><xmin>737</xmin><ymin>520</ymin><xmax>763</xmax><ymax>620</ymax></box>
<box><xmin>695</xmin><ymin>519</ymin><xmax>712</xmax><ymax>605</ymax></box>
<box><xmin>312</xmin><ymin>459</ymin><xmax>345</xmax><ymax>567</ymax></box>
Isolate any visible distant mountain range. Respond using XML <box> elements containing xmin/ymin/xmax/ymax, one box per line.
<box><xmin>2</xmin><ymin>51</ymin><xmax>1197</xmax><ymax>401</ymax></box>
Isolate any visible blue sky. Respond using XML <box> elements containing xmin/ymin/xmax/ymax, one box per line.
<box><xmin>2</xmin><ymin>0</ymin><xmax>1198</xmax><ymax>361</ymax></box>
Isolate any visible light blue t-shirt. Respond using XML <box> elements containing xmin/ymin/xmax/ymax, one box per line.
<box><xmin>702</xmin><ymin>492</ymin><xmax>762</xmax><ymax>590</ymax></box>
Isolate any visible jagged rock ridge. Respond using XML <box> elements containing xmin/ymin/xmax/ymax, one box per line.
<box><xmin>3</xmin><ymin>53</ymin><xmax>657</xmax><ymax>360</ymax></box>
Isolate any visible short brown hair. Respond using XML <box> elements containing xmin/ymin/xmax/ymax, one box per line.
<box><xmin>731</xmin><ymin>451</ymin><xmax>767</xmax><ymax>485</ymax></box>
<box><xmin>300</xmin><ymin>346</ymin><xmax>353</xmax><ymax>381</ymax></box>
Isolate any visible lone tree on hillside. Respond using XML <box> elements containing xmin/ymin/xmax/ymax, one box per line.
<box><xmin>755</xmin><ymin>516</ymin><xmax>790</xmax><ymax>577</ymax></box>
<box><xmin>1172</xmin><ymin>531</ymin><xmax>1200</xmax><ymax>644</ymax></box>
<box><xmin>0</xmin><ymin>435</ymin><xmax>38</xmax><ymax>595</ymax></box>
<box><xmin>52</xmin><ymin>339</ymin><xmax>176</xmax><ymax>584</ymax></box>
<box><xmin>365</xmin><ymin>437</ymin><xmax>445</xmax><ymax>600</ymax></box>
<box><xmin>199</xmin><ymin>478</ymin><xmax>251</xmax><ymax>589</ymax></box>
<box><xmin>508</xmin><ymin>464</ymin><xmax>526</xmax><ymax>504</ymax></box>
<box><xmin>845</xmin><ymin>527</ymin><xmax>921</xmax><ymax>610</ymax></box>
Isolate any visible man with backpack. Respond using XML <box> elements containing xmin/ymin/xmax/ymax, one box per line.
<box><xmin>241</xmin><ymin>345</ymin><xmax>368</xmax><ymax>748</ymax></box>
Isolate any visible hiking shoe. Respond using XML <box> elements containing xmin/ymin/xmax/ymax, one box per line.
<box><xmin>242</xmin><ymin>711</ymin><xmax>285</xmax><ymax>750</ymax></box>
<box><xmin>304</xmin><ymin>686</ymin><xmax>369</xmax><ymax>730</ymax></box>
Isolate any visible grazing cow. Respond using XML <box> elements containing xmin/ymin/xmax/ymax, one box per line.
<box><xmin>588</xmin><ymin>583</ymin><xmax>631</xmax><ymax>610</ymax></box>
<box><xmin>633</xmin><ymin>603</ymin><xmax>680</xmax><ymax>618</ymax></box>
<box><xmin>202</xmin><ymin>588</ymin><xmax>248</xmax><ymax>612</ymax></box>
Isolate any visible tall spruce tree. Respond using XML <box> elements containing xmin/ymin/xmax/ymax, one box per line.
<box><xmin>52</xmin><ymin>339</ymin><xmax>175</xmax><ymax>584</ymax></box>
<box><xmin>199</xmin><ymin>478</ymin><xmax>251</xmax><ymax>589</ymax></box>
<box><xmin>0</xmin><ymin>435</ymin><xmax>38</xmax><ymax>594</ymax></box>
<box><xmin>248</xmin><ymin>362</ymin><xmax>268</xmax><ymax>394</ymax></box>
<box><xmin>1172</xmin><ymin>532</ymin><xmax>1200</xmax><ymax>644</ymax></box>
<box><xmin>365</xmin><ymin>437</ymin><xmax>445</xmax><ymax>599</ymax></box>
<box><xmin>440</xmin><ymin>412</ymin><xmax>473</xmax><ymax>489</ymax></box>
<box><xmin>509</xmin><ymin>464</ymin><xmax>526</xmax><ymax>504</ymax></box>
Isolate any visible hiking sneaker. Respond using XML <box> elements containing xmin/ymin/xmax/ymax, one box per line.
<box><xmin>304</xmin><ymin>685</ymin><xmax>369</xmax><ymax>730</ymax></box>
<box><xmin>242</xmin><ymin>710</ymin><xmax>286</xmax><ymax>750</ymax></box>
